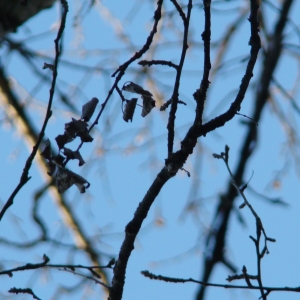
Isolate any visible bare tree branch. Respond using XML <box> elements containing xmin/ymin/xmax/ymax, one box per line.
<box><xmin>108</xmin><ymin>1</ymin><xmax>261</xmax><ymax>299</ymax></box>
<box><xmin>141</xmin><ymin>270</ymin><xmax>300</xmax><ymax>294</ymax></box>
<box><xmin>0</xmin><ymin>0</ymin><xmax>68</xmax><ymax>221</ymax></box>
<box><xmin>0</xmin><ymin>0</ymin><xmax>56</xmax><ymax>36</ymax></box>
<box><xmin>196</xmin><ymin>0</ymin><xmax>295</xmax><ymax>299</ymax></box>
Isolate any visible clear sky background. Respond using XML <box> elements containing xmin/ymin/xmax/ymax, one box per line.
<box><xmin>1</xmin><ymin>1</ymin><xmax>300</xmax><ymax>300</ymax></box>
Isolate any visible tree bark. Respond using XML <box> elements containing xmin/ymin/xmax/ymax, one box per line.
<box><xmin>0</xmin><ymin>0</ymin><xmax>56</xmax><ymax>36</ymax></box>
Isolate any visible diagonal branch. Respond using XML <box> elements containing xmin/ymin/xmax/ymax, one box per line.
<box><xmin>108</xmin><ymin>168</ymin><xmax>173</xmax><ymax>300</ymax></box>
<box><xmin>141</xmin><ymin>270</ymin><xmax>300</xmax><ymax>294</ymax></box>
<box><xmin>170</xmin><ymin>0</ymin><xmax>187</xmax><ymax>24</ymax></box>
<box><xmin>70</xmin><ymin>0</ymin><xmax>164</xmax><ymax>159</ymax></box>
<box><xmin>108</xmin><ymin>1</ymin><xmax>261</xmax><ymax>299</ymax></box>
<box><xmin>111</xmin><ymin>0</ymin><xmax>163</xmax><ymax>78</ymax></box>
<box><xmin>193</xmin><ymin>0</ymin><xmax>212</xmax><ymax>127</ymax></box>
<box><xmin>167</xmin><ymin>0</ymin><xmax>193</xmax><ymax>157</ymax></box>
<box><xmin>0</xmin><ymin>0</ymin><xmax>69</xmax><ymax>221</ymax></box>
<box><xmin>0</xmin><ymin>63</ymin><xmax>110</xmax><ymax>288</ymax></box>
<box><xmin>196</xmin><ymin>0</ymin><xmax>295</xmax><ymax>299</ymax></box>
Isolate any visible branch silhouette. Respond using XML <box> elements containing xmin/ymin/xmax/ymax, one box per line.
<box><xmin>196</xmin><ymin>1</ymin><xmax>295</xmax><ymax>299</ymax></box>
<box><xmin>108</xmin><ymin>1</ymin><xmax>261</xmax><ymax>299</ymax></box>
<box><xmin>0</xmin><ymin>0</ymin><xmax>69</xmax><ymax>221</ymax></box>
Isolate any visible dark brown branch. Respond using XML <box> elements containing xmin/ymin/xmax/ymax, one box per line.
<box><xmin>0</xmin><ymin>0</ymin><xmax>68</xmax><ymax>221</ymax></box>
<box><xmin>167</xmin><ymin>0</ymin><xmax>193</xmax><ymax>158</ymax></box>
<box><xmin>108</xmin><ymin>168</ymin><xmax>174</xmax><ymax>300</ymax></box>
<box><xmin>109</xmin><ymin>1</ymin><xmax>261</xmax><ymax>299</ymax></box>
<box><xmin>138</xmin><ymin>59</ymin><xmax>179</xmax><ymax>70</ymax></box>
<box><xmin>193</xmin><ymin>0</ymin><xmax>212</xmax><ymax>128</ymax></box>
<box><xmin>1</xmin><ymin>254</ymin><xmax>50</xmax><ymax>277</ymax></box>
<box><xmin>194</xmin><ymin>1</ymin><xmax>260</xmax><ymax>136</ymax></box>
<box><xmin>1</xmin><ymin>256</ymin><xmax>114</xmax><ymax>291</ymax></box>
<box><xmin>170</xmin><ymin>0</ymin><xmax>187</xmax><ymax>24</ymax></box>
<box><xmin>166</xmin><ymin>0</ymin><xmax>260</xmax><ymax>175</ymax></box>
<box><xmin>141</xmin><ymin>270</ymin><xmax>300</xmax><ymax>293</ymax></box>
<box><xmin>9</xmin><ymin>287</ymin><xmax>41</xmax><ymax>300</ymax></box>
<box><xmin>0</xmin><ymin>258</ymin><xmax>114</xmax><ymax>277</ymax></box>
<box><xmin>213</xmin><ymin>146</ymin><xmax>276</xmax><ymax>300</ymax></box>
<box><xmin>196</xmin><ymin>0</ymin><xmax>294</xmax><ymax>299</ymax></box>
<box><xmin>111</xmin><ymin>0</ymin><xmax>163</xmax><ymax>78</ymax></box>
<box><xmin>69</xmin><ymin>0</ymin><xmax>164</xmax><ymax>161</ymax></box>
<box><xmin>160</xmin><ymin>98</ymin><xmax>187</xmax><ymax>111</ymax></box>
<box><xmin>0</xmin><ymin>3</ymin><xmax>109</xmax><ymax>287</ymax></box>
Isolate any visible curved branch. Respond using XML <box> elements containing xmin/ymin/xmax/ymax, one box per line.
<box><xmin>196</xmin><ymin>0</ymin><xmax>294</xmax><ymax>299</ymax></box>
<box><xmin>108</xmin><ymin>1</ymin><xmax>261</xmax><ymax>299</ymax></box>
<box><xmin>0</xmin><ymin>0</ymin><xmax>68</xmax><ymax>221</ymax></box>
<box><xmin>167</xmin><ymin>0</ymin><xmax>193</xmax><ymax>157</ymax></box>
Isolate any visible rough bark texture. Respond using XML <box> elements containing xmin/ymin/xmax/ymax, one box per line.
<box><xmin>0</xmin><ymin>0</ymin><xmax>56</xmax><ymax>36</ymax></box>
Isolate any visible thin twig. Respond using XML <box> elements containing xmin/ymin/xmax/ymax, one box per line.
<box><xmin>167</xmin><ymin>0</ymin><xmax>193</xmax><ymax>158</ymax></box>
<box><xmin>196</xmin><ymin>0</ymin><xmax>293</xmax><ymax>298</ymax></box>
<box><xmin>71</xmin><ymin>0</ymin><xmax>164</xmax><ymax>159</ymax></box>
<box><xmin>160</xmin><ymin>99</ymin><xmax>187</xmax><ymax>111</ymax></box>
<box><xmin>193</xmin><ymin>0</ymin><xmax>212</xmax><ymax>123</ymax></box>
<box><xmin>108</xmin><ymin>168</ymin><xmax>173</xmax><ymax>300</ymax></box>
<box><xmin>141</xmin><ymin>270</ymin><xmax>300</xmax><ymax>293</ymax></box>
<box><xmin>213</xmin><ymin>145</ymin><xmax>276</xmax><ymax>300</ymax></box>
<box><xmin>170</xmin><ymin>0</ymin><xmax>187</xmax><ymax>24</ymax></box>
<box><xmin>138</xmin><ymin>59</ymin><xmax>179</xmax><ymax>70</ymax></box>
<box><xmin>111</xmin><ymin>0</ymin><xmax>163</xmax><ymax>78</ymax></box>
<box><xmin>0</xmin><ymin>0</ymin><xmax>69</xmax><ymax>221</ymax></box>
<box><xmin>9</xmin><ymin>288</ymin><xmax>41</xmax><ymax>300</ymax></box>
<box><xmin>0</xmin><ymin>255</ymin><xmax>114</xmax><ymax>277</ymax></box>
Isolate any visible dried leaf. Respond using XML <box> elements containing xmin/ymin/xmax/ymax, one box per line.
<box><xmin>71</xmin><ymin>171</ymin><xmax>90</xmax><ymax>193</ymax></box>
<box><xmin>56</xmin><ymin>168</ymin><xmax>73</xmax><ymax>193</ymax></box>
<box><xmin>77</xmin><ymin>130</ymin><xmax>93</xmax><ymax>143</ymax></box>
<box><xmin>75</xmin><ymin>182</ymin><xmax>87</xmax><ymax>193</ymax></box>
<box><xmin>81</xmin><ymin>97</ymin><xmax>99</xmax><ymax>122</ymax></box>
<box><xmin>41</xmin><ymin>139</ymin><xmax>52</xmax><ymax>160</ymax></box>
<box><xmin>141</xmin><ymin>95</ymin><xmax>156</xmax><ymax>117</ymax></box>
<box><xmin>46</xmin><ymin>161</ymin><xmax>56</xmax><ymax>176</ymax></box>
<box><xmin>123</xmin><ymin>98</ymin><xmax>138</xmax><ymax>122</ymax></box>
<box><xmin>122</xmin><ymin>82</ymin><xmax>152</xmax><ymax>97</ymax></box>
<box><xmin>55</xmin><ymin>133</ymin><xmax>73</xmax><ymax>150</ymax></box>
<box><xmin>56</xmin><ymin>168</ymin><xmax>90</xmax><ymax>193</ymax></box>
<box><xmin>65</xmin><ymin>118</ymin><xmax>88</xmax><ymax>138</ymax></box>
<box><xmin>62</xmin><ymin>147</ymin><xmax>74</xmax><ymax>159</ymax></box>
<box><xmin>63</xmin><ymin>147</ymin><xmax>85</xmax><ymax>166</ymax></box>
<box><xmin>52</xmin><ymin>154</ymin><xmax>65</xmax><ymax>167</ymax></box>
<box><xmin>74</xmin><ymin>151</ymin><xmax>85</xmax><ymax>166</ymax></box>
